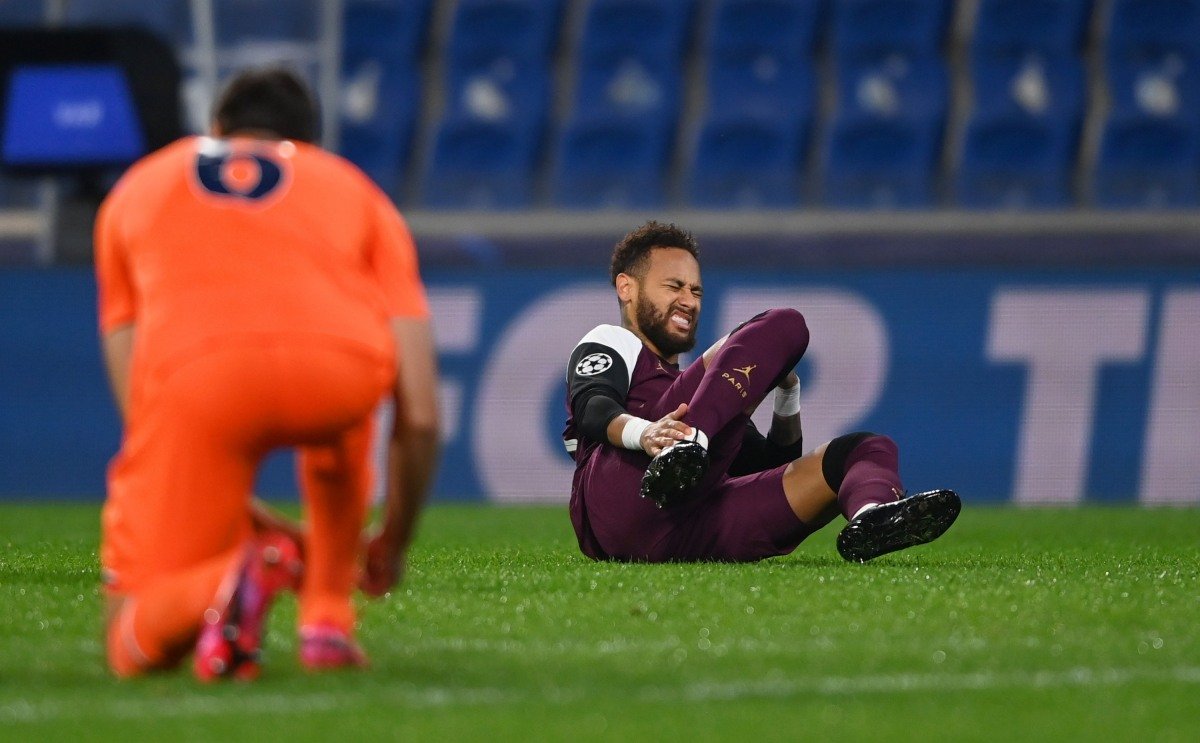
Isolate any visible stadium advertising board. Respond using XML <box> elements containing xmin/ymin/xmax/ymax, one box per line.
<box><xmin>1</xmin><ymin>267</ymin><xmax>1198</xmax><ymax>505</ymax></box>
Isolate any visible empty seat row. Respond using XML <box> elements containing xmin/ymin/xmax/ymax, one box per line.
<box><xmin>6</xmin><ymin>0</ymin><xmax>1200</xmax><ymax>209</ymax></box>
<box><xmin>411</xmin><ymin>0</ymin><xmax>1200</xmax><ymax>209</ymax></box>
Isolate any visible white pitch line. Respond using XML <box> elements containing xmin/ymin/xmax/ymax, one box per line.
<box><xmin>654</xmin><ymin>665</ymin><xmax>1200</xmax><ymax>703</ymax></box>
<box><xmin>2</xmin><ymin>666</ymin><xmax>1198</xmax><ymax>723</ymax></box>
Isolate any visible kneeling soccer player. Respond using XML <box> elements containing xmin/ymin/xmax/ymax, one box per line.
<box><xmin>563</xmin><ymin>221</ymin><xmax>960</xmax><ymax>563</ymax></box>
<box><xmin>96</xmin><ymin>67</ymin><xmax>439</xmax><ymax>680</ymax></box>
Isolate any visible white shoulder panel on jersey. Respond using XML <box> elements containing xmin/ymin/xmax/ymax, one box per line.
<box><xmin>573</xmin><ymin>324</ymin><xmax>643</xmax><ymax>384</ymax></box>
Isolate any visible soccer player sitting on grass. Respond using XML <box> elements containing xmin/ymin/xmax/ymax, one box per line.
<box><xmin>95</xmin><ymin>68</ymin><xmax>439</xmax><ymax>680</ymax></box>
<box><xmin>563</xmin><ymin>221</ymin><xmax>960</xmax><ymax>563</ymax></box>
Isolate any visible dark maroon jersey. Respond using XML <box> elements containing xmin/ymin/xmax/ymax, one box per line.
<box><xmin>563</xmin><ymin>324</ymin><xmax>679</xmax><ymax>462</ymax></box>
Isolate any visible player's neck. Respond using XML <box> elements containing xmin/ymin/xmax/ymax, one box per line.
<box><xmin>624</xmin><ymin>320</ymin><xmax>677</xmax><ymax>364</ymax></box>
<box><xmin>217</xmin><ymin>128</ymin><xmax>288</xmax><ymax>142</ymax></box>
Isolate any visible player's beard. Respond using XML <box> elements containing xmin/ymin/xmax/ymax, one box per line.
<box><xmin>636</xmin><ymin>298</ymin><xmax>697</xmax><ymax>357</ymax></box>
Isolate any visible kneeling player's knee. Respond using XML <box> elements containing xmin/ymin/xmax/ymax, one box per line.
<box><xmin>820</xmin><ymin>432</ymin><xmax>896</xmax><ymax>492</ymax></box>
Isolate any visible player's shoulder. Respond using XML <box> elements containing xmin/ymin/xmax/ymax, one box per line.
<box><xmin>101</xmin><ymin>137</ymin><xmax>195</xmax><ymax>209</ymax></box>
<box><xmin>294</xmin><ymin>142</ymin><xmax>381</xmax><ymax>192</ymax></box>
<box><xmin>112</xmin><ymin>137</ymin><xmax>193</xmax><ymax>186</ymax></box>
<box><xmin>571</xmin><ymin>324</ymin><xmax>645</xmax><ymax>377</ymax></box>
<box><xmin>575</xmin><ymin>324</ymin><xmax>643</xmax><ymax>354</ymax></box>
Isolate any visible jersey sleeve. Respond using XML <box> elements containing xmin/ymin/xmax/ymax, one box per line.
<box><xmin>365</xmin><ymin>189</ymin><xmax>429</xmax><ymax>319</ymax></box>
<box><xmin>94</xmin><ymin>188</ymin><xmax>138</xmax><ymax>333</ymax></box>
<box><xmin>567</xmin><ymin>325</ymin><xmax>645</xmax><ymax>441</ymax></box>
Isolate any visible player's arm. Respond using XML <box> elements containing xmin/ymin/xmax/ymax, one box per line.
<box><xmin>568</xmin><ymin>335</ymin><xmax>691</xmax><ymax>456</ymax></box>
<box><xmin>361</xmin><ymin>316</ymin><xmax>440</xmax><ymax>597</ymax></box>
<box><xmin>358</xmin><ymin>192</ymin><xmax>440</xmax><ymax>596</ymax></box>
<box><xmin>768</xmin><ymin>371</ymin><xmax>802</xmax><ymax>446</ymax></box>
<box><xmin>101</xmin><ymin>324</ymin><xmax>135</xmax><ymax>423</ymax></box>
<box><xmin>95</xmin><ymin>184</ymin><xmax>139</xmax><ymax>425</ymax></box>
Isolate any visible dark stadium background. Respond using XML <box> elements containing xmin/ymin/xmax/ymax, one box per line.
<box><xmin>2</xmin><ymin>0</ymin><xmax>1198</xmax><ymax>508</ymax></box>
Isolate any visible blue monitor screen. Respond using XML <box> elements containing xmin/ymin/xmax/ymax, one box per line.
<box><xmin>1</xmin><ymin>63</ymin><xmax>146</xmax><ymax>167</ymax></box>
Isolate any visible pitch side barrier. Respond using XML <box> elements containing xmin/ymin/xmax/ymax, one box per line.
<box><xmin>2</xmin><ymin>214</ymin><xmax>1199</xmax><ymax>505</ymax></box>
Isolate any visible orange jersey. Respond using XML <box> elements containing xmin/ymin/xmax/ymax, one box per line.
<box><xmin>95</xmin><ymin>136</ymin><xmax>428</xmax><ymax>377</ymax></box>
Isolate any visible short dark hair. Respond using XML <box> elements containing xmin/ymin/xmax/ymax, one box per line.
<box><xmin>212</xmin><ymin>67</ymin><xmax>318</xmax><ymax>143</ymax></box>
<box><xmin>609</xmin><ymin>221</ymin><xmax>699</xmax><ymax>285</ymax></box>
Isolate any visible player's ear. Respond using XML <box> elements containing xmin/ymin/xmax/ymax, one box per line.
<box><xmin>615</xmin><ymin>273</ymin><xmax>636</xmax><ymax>303</ymax></box>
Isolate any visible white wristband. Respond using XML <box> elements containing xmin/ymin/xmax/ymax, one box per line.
<box><xmin>773</xmin><ymin>385</ymin><xmax>801</xmax><ymax>417</ymax></box>
<box><xmin>620</xmin><ymin>416</ymin><xmax>652</xmax><ymax>451</ymax></box>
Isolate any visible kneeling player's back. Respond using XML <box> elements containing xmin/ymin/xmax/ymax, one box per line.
<box><xmin>96</xmin><ymin>136</ymin><xmax>427</xmax><ymax>368</ymax></box>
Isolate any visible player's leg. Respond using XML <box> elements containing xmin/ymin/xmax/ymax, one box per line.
<box><xmin>804</xmin><ymin>432</ymin><xmax>961</xmax><ymax>562</ymax></box>
<box><xmin>643</xmin><ymin>308</ymin><xmax>810</xmax><ymax>505</ymax></box>
<box><xmin>654</xmin><ymin>442</ymin><xmax>859</xmax><ymax>562</ymax></box>
<box><xmin>678</xmin><ymin>308</ymin><xmax>809</xmax><ymax>435</ymax></box>
<box><xmin>102</xmin><ymin>351</ymin><xmax>298</xmax><ymax>678</ymax></box>
<box><xmin>649</xmin><ymin>432</ymin><xmax>957</xmax><ymax>562</ymax></box>
<box><xmin>653</xmin><ymin>308</ymin><xmax>809</xmax><ymax>433</ymax></box>
<box><xmin>106</xmin><ymin>552</ymin><xmax>239</xmax><ymax>677</ymax></box>
<box><xmin>279</xmin><ymin>345</ymin><xmax>391</xmax><ymax>670</ymax></box>
<box><xmin>295</xmin><ymin>416</ymin><xmax>374</xmax><ymax>669</ymax></box>
<box><xmin>649</xmin><ymin>465</ymin><xmax>819</xmax><ymax>562</ymax></box>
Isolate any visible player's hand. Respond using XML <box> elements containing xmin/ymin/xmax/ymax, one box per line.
<box><xmin>641</xmin><ymin>403</ymin><xmax>694</xmax><ymax>456</ymax></box>
<box><xmin>359</xmin><ymin>528</ymin><xmax>406</xmax><ymax>598</ymax></box>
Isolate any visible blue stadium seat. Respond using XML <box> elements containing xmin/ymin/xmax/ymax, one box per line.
<box><xmin>970</xmin><ymin>53</ymin><xmax>1086</xmax><ymax>121</ymax></box>
<box><xmin>338</xmin><ymin>0</ymin><xmax>431</xmax><ymax>199</ymax></box>
<box><xmin>830</xmin><ymin>0</ymin><xmax>951</xmax><ymax>59</ymax></box>
<box><xmin>339</xmin><ymin>60</ymin><xmax>420</xmax><ymax>199</ymax></box>
<box><xmin>422</xmin><ymin>118</ymin><xmax>541</xmax><ymax>209</ymax></box>
<box><xmin>823</xmin><ymin>52</ymin><xmax>947</xmax><ymax>206</ymax></box>
<box><xmin>1106</xmin><ymin>0</ymin><xmax>1200</xmax><ymax>58</ymax></box>
<box><xmin>571</xmin><ymin>56</ymin><xmax>683</xmax><ymax>123</ymax></box>
<box><xmin>1106</xmin><ymin>52</ymin><xmax>1200</xmax><ymax>121</ymax></box>
<box><xmin>578</xmin><ymin>0</ymin><xmax>696</xmax><ymax>68</ymax></box>
<box><xmin>343</xmin><ymin>0</ymin><xmax>432</xmax><ymax>63</ymax></box>
<box><xmin>706</xmin><ymin>0</ymin><xmax>824</xmax><ymax>60</ymax></box>
<box><xmin>444</xmin><ymin>57</ymin><xmax>552</xmax><ymax>131</ymax></box>
<box><xmin>957</xmin><ymin>119</ymin><xmax>1078</xmax><ymax>209</ymax></box>
<box><xmin>973</xmin><ymin>0</ymin><xmax>1092</xmax><ymax>56</ymax></box>
<box><xmin>553</xmin><ymin>10</ymin><xmax>686</xmax><ymax>210</ymax></box>
<box><xmin>1093</xmin><ymin>118</ymin><xmax>1200</xmax><ymax>207</ymax></box>
<box><xmin>687</xmin><ymin>116</ymin><xmax>807</xmax><ymax>207</ymax></box>
<box><xmin>1094</xmin><ymin>51</ymin><xmax>1200</xmax><ymax>207</ymax></box>
<box><xmin>212</xmin><ymin>0</ymin><xmax>320</xmax><ymax>43</ymax></box>
<box><xmin>835</xmin><ymin>53</ymin><xmax>949</xmax><ymax>124</ymax></box>
<box><xmin>956</xmin><ymin>53</ymin><xmax>1085</xmax><ymax>208</ymax></box>
<box><xmin>550</xmin><ymin>119</ymin><xmax>672</xmax><ymax>208</ymax></box>
<box><xmin>823</xmin><ymin>117</ymin><xmax>942</xmax><ymax>207</ymax></box>
<box><xmin>705</xmin><ymin>50</ymin><xmax>816</xmax><ymax>121</ymax></box>
<box><xmin>62</xmin><ymin>0</ymin><xmax>191</xmax><ymax>44</ymax></box>
<box><xmin>427</xmin><ymin>57</ymin><xmax>552</xmax><ymax>208</ymax></box>
<box><xmin>446</xmin><ymin>0</ymin><xmax>564</xmax><ymax>69</ymax></box>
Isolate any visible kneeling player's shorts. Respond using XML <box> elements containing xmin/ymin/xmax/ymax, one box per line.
<box><xmin>102</xmin><ymin>339</ymin><xmax>392</xmax><ymax>594</ymax></box>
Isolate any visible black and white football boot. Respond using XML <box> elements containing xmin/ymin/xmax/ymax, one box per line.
<box><xmin>836</xmin><ymin>489</ymin><xmax>961</xmax><ymax>563</ymax></box>
<box><xmin>640</xmin><ymin>430</ymin><xmax>709</xmax><ymax>509</ymax></box>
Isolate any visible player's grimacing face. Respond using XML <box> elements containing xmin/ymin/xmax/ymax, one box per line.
<box><xmin>632</xmin><ymin>247</ymin><xmax>702</xmax><ymax>359</ymax></box>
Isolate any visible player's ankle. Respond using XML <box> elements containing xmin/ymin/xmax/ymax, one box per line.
<box><xmin>851</xmin><ymin>502</ymin><xmax>881</xmax><ymax>520</ymax></box>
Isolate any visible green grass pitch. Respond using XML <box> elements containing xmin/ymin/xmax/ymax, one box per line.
<box><xmin>2</xmin><ymin>503</ymin><xmax>1198</xmax><ymax>741</ymax></box>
